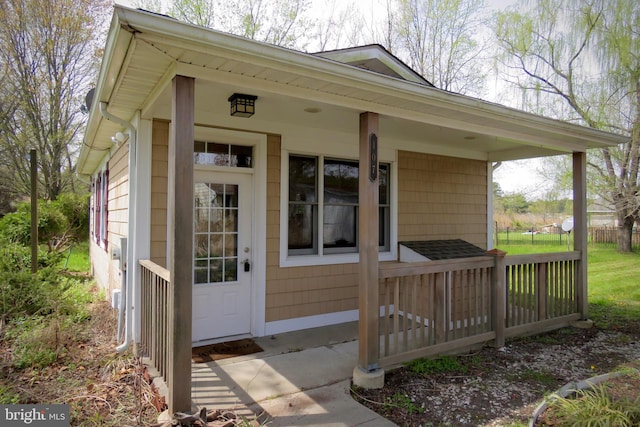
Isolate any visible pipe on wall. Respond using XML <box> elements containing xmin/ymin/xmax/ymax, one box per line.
<box><xmin>99</xmin><ymin>102</ymin><xmax>136</xmax><ymax>353</ymax></box>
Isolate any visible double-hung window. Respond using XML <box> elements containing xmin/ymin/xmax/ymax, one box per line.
<box><xmin>288</xmin><ymin>154</ymin><xmax>390</xmax><ymax>257</ymax></box>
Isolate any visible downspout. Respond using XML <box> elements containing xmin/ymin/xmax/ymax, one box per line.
<box><xmin>99</xmin><ymin>101</ymin><xmax>136</xmax><ymax>353</ymax></box>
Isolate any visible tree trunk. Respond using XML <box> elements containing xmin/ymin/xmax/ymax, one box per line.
<box><xmin>617</xmin><ymin>215</ymin><xmax>635</xmax><ymax>252</ymax></box>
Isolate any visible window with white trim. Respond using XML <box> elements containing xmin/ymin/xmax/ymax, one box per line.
<box><xmin>288</xmin><ymin>154</ymin><xmax>390</xmax><ymax>256</ymax></box>
<box><xmin>91</xmin><ymin>170</ymin><xmax>108</xmax><ymax>249</ymax></box>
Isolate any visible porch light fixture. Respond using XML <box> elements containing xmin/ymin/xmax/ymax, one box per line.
<box><xmin>228</xmin><ymin>93</ymin><xmax>257</xmax><ymax>118</ymax></box>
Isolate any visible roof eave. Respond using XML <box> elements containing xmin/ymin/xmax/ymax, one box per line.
<box><xmin>78</xmin><ymin>6</ymin><xmax>628</xmax><ymax>174</ymax></box>
<box><xmin>77</xmin><ymin>9</ymin><xmax>134</xmax><ymax>176</ymax></box>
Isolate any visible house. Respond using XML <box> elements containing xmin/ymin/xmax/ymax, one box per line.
<box><xmin>77</xmin><ymin>6</ymin><xmax>627</xmax><ymax>412</ymax></box>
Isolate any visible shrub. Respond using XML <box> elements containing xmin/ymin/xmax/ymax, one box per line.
<box><xmin>544</xmin><ymin>383</ymin><xmax>640</xmax><ymax>426</ymax></box>
<box><xmin>0</xmin><ymin>193</ymin><xmax>89</xmax><ymax>252</ymax></box>
<box><xmin>5</xmin><ymin>316</ymin><xmax>60</xmax><ymax>368</ymax></box>
<box><xmin>3</xmin><ymin>274</ymin><xmax>95</xmax><ymax>369</ymax></box>
<box><xmin>0</xmin><ymin>244</ymin><xmax>66</xmax><ymax>319</ymax></box>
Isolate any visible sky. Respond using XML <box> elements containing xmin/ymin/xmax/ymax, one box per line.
<box><xmin>114</xmin><ymin>0</ymin><xmax>543</xmax><ymax>198</ymax></box>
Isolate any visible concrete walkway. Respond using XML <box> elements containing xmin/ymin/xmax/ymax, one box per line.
<box><xmin>190</xmin><ymin>322</ymin><xmax>396</xmax><ymax>426</ymax></box>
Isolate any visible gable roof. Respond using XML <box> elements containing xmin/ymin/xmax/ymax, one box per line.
<box><xmin>313</xmin><ymin>45</ymin><xmax>433</xmax><ymax>87</ymax></box>
<box><xmin>77</xmin><ymin>6</ymin><xmax>628</xmax><ymax>176</ymax></box>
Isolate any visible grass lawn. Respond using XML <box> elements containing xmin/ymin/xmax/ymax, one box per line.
<box><xmin>496</xmin><ymin>243</ymin><xmax>640</xmax><ymax>324</ymax></box>
<box><xmin>61</xmin><ymin>240</ymin><xmax>90</xmax><ymax>272</ymax></box>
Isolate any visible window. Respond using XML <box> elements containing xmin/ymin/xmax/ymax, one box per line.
<box><xmin>194</xmin><ymin>141</ymin><xmax>252</xmax><ymax>167</ymax></box>
<box><xmin>288</xmin><ymin>154</ymin><xmax>390</xmax><ymax>256</ymax></box>
<box><xmin>91</xmin><ymin>170</ymin><xmax>108</xmax><ymax>249</ymax></box>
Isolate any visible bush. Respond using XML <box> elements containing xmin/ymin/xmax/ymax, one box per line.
<box><xmin>0</xmin><ymin>195</ymin><xmax>95</xmax><ymax>371</ymax></box>
<box><xmin>0</xmin><ymin>244</ymin><xmax>65</xmax><ymax>319</ymax></box>
<box><xmin>5</xmin><ymin>316</ymin><xmax>61</xmax><ymax>368</ymax></box>
<box><xmin>0</xmin><ymin>193</ymin><xmax>89</xmax><ymax>252</ymax></box>
<box><xmin>2</xmin><ymin>274</ymin><xmax>95</xmax><ymax>369</ymax></box>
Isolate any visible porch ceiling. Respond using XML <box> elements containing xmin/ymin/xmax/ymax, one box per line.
<box><xmin>78</xmin><ymin>6</ymin><xmax>628</xmax><ymax>176</ymax></box>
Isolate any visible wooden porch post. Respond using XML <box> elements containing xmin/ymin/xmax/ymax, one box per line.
<box><xmin>353</xmin><ymin>112</ymin><xmax>384</xmax><ymax>389</ymax></box>
<box><xmin>488</xmin><ymin>249</ymin><xmax>506</xmax><ymax>348</ymax></box>
<box><xmin>573</xmin><ymin>151</ymin><xmax>588</xmax><ymax>319</ymax></box>
<box><xmin>168</xmin><ymin>75</ymin><xmax>194</xmax><ymax>413</ymax></box>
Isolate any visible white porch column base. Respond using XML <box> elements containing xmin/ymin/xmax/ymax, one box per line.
<box><xmin>570</xmin><ymin>319</ymin><xmax>594</xmax><ymax>329</ymax></box>
<box><xmin>353</xmin><ymin>366</ymin><xmax>385</xmax><ymax>389</ymax></box>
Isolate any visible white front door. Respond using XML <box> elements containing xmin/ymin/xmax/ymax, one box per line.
<box><xmin>192</xmin><ymin>172</ymin><xmax>253</xmax><ymax>343</ymax></box>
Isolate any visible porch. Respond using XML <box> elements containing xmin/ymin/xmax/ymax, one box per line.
<box><xmin>140</xmin><ymin>249</ymin><xmax>585</xmax><ymax>414</ymax></box>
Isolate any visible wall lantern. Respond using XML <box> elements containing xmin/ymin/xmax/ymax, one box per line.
<box><xmin>228</xmin><ymin>93</ymin><xmax>257</xmax><ymax>118</ymax></box>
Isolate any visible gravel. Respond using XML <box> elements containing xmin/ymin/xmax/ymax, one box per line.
<box><xmin>353</xmin><ymin>325</ymin><xmax>640</xmax><ymax>426</ymax></box>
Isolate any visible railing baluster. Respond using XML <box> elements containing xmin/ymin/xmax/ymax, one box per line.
<box><xmin>393</xmin><ymin>277</ymin><xmax>400</xmax><ymax>354</ymax></box>
<box><xmin>139</xmin><ymin>260</ymin><xmax>172</xmax><ymax>397</ymax></box>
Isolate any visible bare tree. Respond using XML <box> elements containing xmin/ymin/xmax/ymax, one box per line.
<box><xmin>311</xmin><ymin>0</ymin><xmax>362</xmax><ymax>52</ymax></box>
<box><xmin>0</xmin><ymin>0</ymin><xmax>110</xmax><ymax>201</ymax></box>
<box><xmin>170</xmin><ymin>0</ymin><xmax>217</xmax><ymax>27</ymax></box>
<box><xmin>392</xmin><ymin>0</ymin><xmax>489</xmax><ymax>96</ymax></box>
<box><xmin>495</xmin><ymin>0</ymin><xmax>639</xmax><ymax>252</ymax></box>
<box><xmin>218</xmin><ymin>0</ymin><xmax>313</xmax><ymax>49</ymax></box>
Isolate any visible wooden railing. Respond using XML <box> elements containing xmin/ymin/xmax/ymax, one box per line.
<box><xmin>379</xmin><ymin>251</ymin><xmax>582</xmax><ymax>368</ymax></box>
<box><xmin>379</xmin><ymin>256</ymin><xmax>496</xmax><ymax>367</ymax></box>
<box><xmin>140</xmin><ymin>260</ymin><xmax>171</xmax><ymax>386</ymax></box>
<box><xmin>504</xmin><ymin>252</ymin><xmax>581</xmax><ymax>338</ymax></box>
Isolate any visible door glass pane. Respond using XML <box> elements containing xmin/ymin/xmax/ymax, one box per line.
<box><xmin>225</xmin><ymin>233</ymin><xmax>238</xmax><ymax>257</ymax></box>
<box><xmin>194</xmin><ymin>259</ymin><xmax>208</xmax><ymax>284</ymax></box>
<box><xmin>194</xmin><ymin>182</ymin><xmax>240</xmax><ymax>284</ymax></box>
<box><xmin>195</xmin><ymin>234</ymin><xmax>209</xmax><ymax>258</ymax></box>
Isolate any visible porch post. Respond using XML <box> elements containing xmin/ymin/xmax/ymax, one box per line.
<box><xmin>573</xmin><ymin>151</ymin><xmax>588</xmax><ymax>319</ymax></box>
<box><xmin>488</xmin><ymin>248</ymin><xmax>506</xmax><ymax>348</ymax></box>
<box><xmin>353</xmin><ymin>112</ymin><xmax>384</xmax><ymax>389</ymax></box>
<box><xmin>168</xmin><ymin>75</ymin><xmax>194</xmax><ymax>413</ymax></box>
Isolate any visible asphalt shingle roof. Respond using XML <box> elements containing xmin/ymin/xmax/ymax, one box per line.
<box><xmin>399</xmin><ymin>239</ymin><xmax>487</xmax><ymax>261</ymax></box>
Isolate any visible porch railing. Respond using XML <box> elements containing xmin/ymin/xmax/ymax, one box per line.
<box><xmin>504</xmin><ymin>252</ymin><xmax>581</xmax><ymax>338</ymax></box>
<box><xmin>139</xmin><ymin>260</ymin><xmax>171</xmax><ymax>385</ymax></box>
<box><xmin>139</xmin><ymin>252</ymin><xmax>582</xmax><ymax>387</ymax></box>
<box><xmin>379</xmin><ymin>251</ymin><xmax>581</xmax><ymax>368</ymax></box>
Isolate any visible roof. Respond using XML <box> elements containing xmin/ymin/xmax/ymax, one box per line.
<box><xmin>313</xmin><ymin>45</ymin><xmax>434</xmax><ymax>87</ymax></box>
<box><xmin>77</xmin><ymin>6</ymin><xmax>629</xmax><ymax>176</ymax></box>
<box><xmin>400</xmin><ymin>240</ymin><xmax>487</xmax><ymax>261</ymax></box>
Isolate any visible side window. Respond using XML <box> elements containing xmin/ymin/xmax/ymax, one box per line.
<box><xmin>92</xmin><ymin>170</ymin><xmax>108</xmax><ymax>249</ymax></box>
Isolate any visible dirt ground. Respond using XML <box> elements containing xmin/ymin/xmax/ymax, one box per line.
<box><xmin>0</xmin><ymin>300</ymin><xmax>161</xmax><ymax>426</ymax></box>
<box><xmin>3</xmin><ymin>297</ymin><xmax>639</xmax><ymax>426</ymax></box>
<box><xmin>353</xmin><ymin>319</ymin><xmax>640</xmax><ymax>426</ymax></box>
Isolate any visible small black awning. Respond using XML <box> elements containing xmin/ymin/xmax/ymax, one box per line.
<box><xmin>399</xmin><ymin>239</ymin><xmax>487</xmax><ymax>261</ymax></box>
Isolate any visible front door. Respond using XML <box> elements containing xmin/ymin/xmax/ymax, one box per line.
<box><xmin>192</xmin><ymin>172</ymin><xmax>252</xmax><ymax>343</ymax></box>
